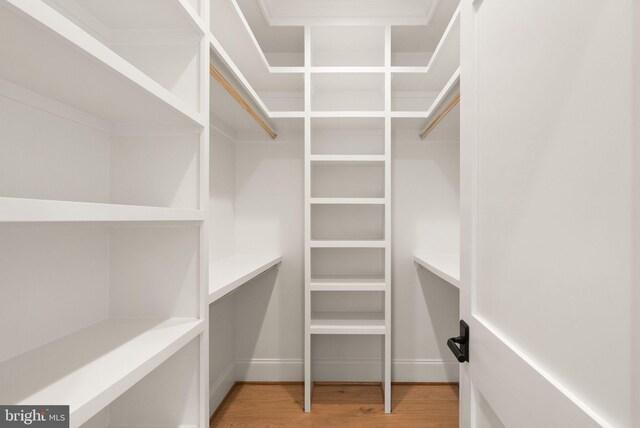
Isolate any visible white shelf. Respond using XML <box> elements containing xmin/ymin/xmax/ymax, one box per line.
<box><xmin>310</xmin><ymin>66</ymin><xmax>386</xmax><ymax>74</ymax></box>
<box><xmin>269</xmin><ymin>111</ymin><xmax>305</xmax><ymax>118</ymax></box>
<box><xmin>390</xmin><ymin>6</ymin><xmax>460</xmax><ymax>92</ymax></box>
<box><xmin>209</xmin><ymin>255</ymin><xmax>282</xmax><ymax>304</ymax></box>
<box><xmin>214</xmin><ymin>0</ymin><xmax>303</xmax><ymax>73</ymax></box>
<box><xmin>46</xmin><ymin>0</ymin><xmax>206</xmax><ymax>36</ymax></box>
<box><xmin>423</xmin><ymin>5</ymin><xmax>460</xmax><ymax>81</ymax></box>
<box><xmin>231</xmin><ymin>0</ymin><xmax>303</xmax><ymax>69</ymax></box>
<box><xmin>310</xmin><ymin>239</ymin><xmax>386</xmax><ymax>248</ymax></box>
<box><xmin>310</xmin><ymin>276</ymin><xmax>386</xmax><ymax>292</ymax></box>
<box><xmin>390</xmin><ymin>111</ymin><xmax>429</xmax><ymax>118</ymax></box>
<box><xmin>310</xmin><ymin>155</ymin><xmax>385</xmax><ymax>165</ymax></box>
<box><xmin>310</xmin><ymin>312</ymin><xmax>386</xmax><ymax>335</ymax></box>
<box><xmin>0</xmin><ymin>198</ymin><xmax>205</xmax><ymax>223</ymax></box>
<box><xmin>424</xmin><ymin>68</ymin><xmax>460</xmax><ymax>121</ymax></box>
<box><xmin>0</xmin><ymin>318</ymin><xmax>204</xmax><ymax>427</ymax></box>
<box><xmin>210</xmin><ymin>0</ymin><xmax>303</xmax><ymax>112</ymax></box>
<box><xmin>0</xmin><ymin>0</ymin><xmax>204</xmax><ymax>126</ymax></box>
<box><xmin>310</xmin><ymin>111</ymin><xmax>386</xmax><ymax>118</ymax></box>
<box><xmin>310</xmin><ymin>198</ymin><xmax>386</xmax><ymax>205</ymax></box>
<box><xmin>414</xmin><ymin>254</ymin><xmax>460</xmax><ymax>288</ymax></box>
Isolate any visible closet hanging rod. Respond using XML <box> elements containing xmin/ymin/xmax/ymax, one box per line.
<box><xmin>209</xmin><ymin>64</ymin><xmax>277</xmax><ymax>140</ymax></box>
<box><xmin>420</xmin><ymin>91</ymin><xmax>460</xmax><ymax>140</ymax></box>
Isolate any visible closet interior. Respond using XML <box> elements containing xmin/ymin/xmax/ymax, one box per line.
<box><xmin>0</xmin><ymin>0</ymin><xmax>461</xmax><ymax>424</ymax></box>
<box><xmin>207</xmin><ymin>0</ymin><xmax>461</xmax><ymax>416</ymax></box>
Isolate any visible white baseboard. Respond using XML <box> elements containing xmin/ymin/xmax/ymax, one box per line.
<box><xmin>235</xmin><ymin>358</ymin><xmax>459</xmax><ymax>382</ymax></box>
<box><xmin>235</xmin><ymin>358</ymin><xmax>303</xmax><ymax>381</ymax></box>
<box><xmin>209</xmin><ymin>362</ymin><xmax>235</xmax><ymax>417</ymax></box>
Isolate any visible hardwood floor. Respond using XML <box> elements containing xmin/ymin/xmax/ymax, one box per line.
<box><xmin>210</xmin><ymin>383</ymin><xmax>459</xmax><ymax>427</ymax></box>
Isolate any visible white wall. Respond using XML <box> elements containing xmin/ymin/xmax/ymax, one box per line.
<box><xmin>392</xmin><ymin>122</ymin><xmax>460</xmax><ymax>381</ymax></box>
<box><xmin>208</xmin><ymin>126</ymin><xmax>237</xmax><ymax>412</ymax></box>
<box><xmin>233</xmin><ymin>133</ymin><xmax>305</xmax><ymax>380</ymax></box>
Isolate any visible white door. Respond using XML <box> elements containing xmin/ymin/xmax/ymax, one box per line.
<box><xmin>458</xmin><ymin>1</ymin><xmax>638</xmax><ymax>427</ymax></box>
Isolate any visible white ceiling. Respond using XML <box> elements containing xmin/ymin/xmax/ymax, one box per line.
<box><xmin>257</xmin><ymin>0</ymin><xmax>443</xmax><ymax>26</ymax></box>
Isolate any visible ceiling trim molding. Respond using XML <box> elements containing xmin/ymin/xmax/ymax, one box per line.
<box><xmin>424</xmin><ymin>0</ymin><xmax>441</xmax><ymax>28</ymax></box>
<box><xmin>256</xmin><ymin>0</ymin><xmax>443</xmax><ymax>27</ymax></box>
<box><xmin>256</xmin><ymin>0</ymin><xmax>274</xmax><ymax>27</ymax></box>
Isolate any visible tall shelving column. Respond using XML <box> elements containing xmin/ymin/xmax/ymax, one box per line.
<box><xmin>304</xmin><ymin>24</ymin><xmax>392</xmax><ymax>413</ymax></box>
<box><xmin>382</xmin><ymin>25</ymin><xmax>392</xmax><ymax>414</ymax></box>
<box><xmin>303</xmin><ymin>24</ymin><xmax>313</xmax><ymax>414</ymax></box>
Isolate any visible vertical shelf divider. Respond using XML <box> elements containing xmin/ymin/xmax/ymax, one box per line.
<box><xmin>303</xmin><ymin>24</ymin><xmax>313</xmax><ymax>413</ymax></box>
<box><xmin>383</xmin><ymin>24</ymin><xmax>392</xmax><ymax>414</ymax></box>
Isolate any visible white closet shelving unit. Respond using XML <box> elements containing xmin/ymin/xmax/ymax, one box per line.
<box><xmin>0</xmin><ymin>0</ymin><xmax>210</xmax><ymax>426</ymax></box>
<box><xmin>304</xmin><ymin>24</ymin><xmax>393</xmax><ymax>413</ymax></box>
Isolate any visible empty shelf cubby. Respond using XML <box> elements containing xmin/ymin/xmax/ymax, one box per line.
<box><xmin>311</xmin><ymin>117</ymin><xmax>385</xmax><ymax>155</ymax></box>
<box><xmin>310</xmin><ymin>26</ymin><xmax>385</xmax><ymax>67</ymax></box>
<box><xmin>0</xmin><ymin>84</ymin><xmax>201</xmax><ymax>210</ymax></box>
<box><xmin>311</xmin><ymin>248</ymin><xmax>385</xmax><ymax>280</ymax></box>
<box><xmin>311</xmin><ymin>73</ymin><xmax>384</xmax><ymax>112</ymax></box>
<box><xmin>311</xmin><ymin>204</ymin><xmax>385</xmax><ymax>241</ymax></box>
<box><xmin>311</xmin><ymin>163</ymin><xmax>385</xmax><ymax>199</ymax></box>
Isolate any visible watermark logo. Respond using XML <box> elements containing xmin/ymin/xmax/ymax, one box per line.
<box><xmin>0</xmin><ymin>406</ymin><xmax>68</xmax><ymax>428</ymax></box>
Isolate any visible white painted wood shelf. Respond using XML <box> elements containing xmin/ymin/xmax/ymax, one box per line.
<box><xmin>310</xmin><ymin>155</ymin><xmax>386</xmax><ymax>164</ymax></box>
<box><xmin>414</xmin><ymin>254</ymin><xmax>460</xmax><ymax>288</ymax></box>
<box><xmin>0</xmin><ymin>318</ymin><xmax>204</xmax><ymax>427</ymax></box>
<box><xmin>310</xmin><ymin>239</ymin><xmax>386</xmax><ymax>248</ymax></box>
<box><xmin>309</xmin><ymin>111</ymin><xmax>386</xmax><ymax>118</ymax></box>
<box><xmin>0</xmin><ymin>0</ymin><xmax>205</xmax><ymax>126</ymax></box>
<box><xmin>209</xmin><ymin>255</ymin><xmax>282</xmax><ymax>304</ymax></box>
<box><xmin>310</xmin><ymin>198</ymin><xmax>386</xmax><ymax>205</ymax></box>
<box><xmin>310</xmin><ymin>312</ymin><xmax>386</xmax><ymax>335</ymax></box>
<box><xmin>0</xmin><ymin>198</ymin><xmax>204</xmax><ymax>223</ymax></box>
<box><xmin>423</xmin><ymin>68</ymin><xmax>460</xmax><ymax>125</ymax></box>
<box><xmin>390</xmin><ymin>6</ymin><xmax>460</xmax><ymax>94</ymax></box>
<box><xmin>310</xmin><ymin>276</ymin><xmax>386</xmax><ymax>292</ymax></box>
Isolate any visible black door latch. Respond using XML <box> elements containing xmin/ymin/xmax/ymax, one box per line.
<box><xmin>447</xmin><ymin>320</ymin><xmax>469</xmax><ymax>363</ymax></box>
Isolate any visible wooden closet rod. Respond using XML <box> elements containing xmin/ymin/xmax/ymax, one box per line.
<box><xmin>420</xmin><ymin>91</ymin><xmax>460</xmax><ymax>140</ymax></box>
<box><xmin>209</xmin><ymin>64</ymin><xmax>277</xmax><ymax>140</ymax></box>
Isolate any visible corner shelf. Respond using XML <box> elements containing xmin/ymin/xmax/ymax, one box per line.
<box><xmin>0</xmin><ymin>0</ymin><xmax>205</xmax><ymax>126</ymax></box>
<box><xmin>209</xmin><ymin>255</ymin><xmax>282</xmax><ymax>304</ymax></box>
<box><xmin>0</xmin><ymin>318</ymin><xmax>204</xmax><ymax>427</ymax></box>
<box><xmin>210</xmin><ymin>0</ymin><xmax>304</xmax><ymax>113</ymax></box>
<box><xmin>0</xmin><ymin>198</ymin><xmax>205</xmax><ymax>223</ymax></box>
<box><xmin>414</xmin><ymin>254</ymin><xmax>460</xmax><ymax>288</ymax></box>
<box><xmin>310</xmin><ymin>312</ymin><xmax>386</xmax><ymax>335</ymax></box>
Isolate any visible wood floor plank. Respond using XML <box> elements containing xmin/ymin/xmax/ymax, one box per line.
<box><xmin>211</xmin><ymin>383</ymin><xmax>458</xmax><ymax>427</ymax></box>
